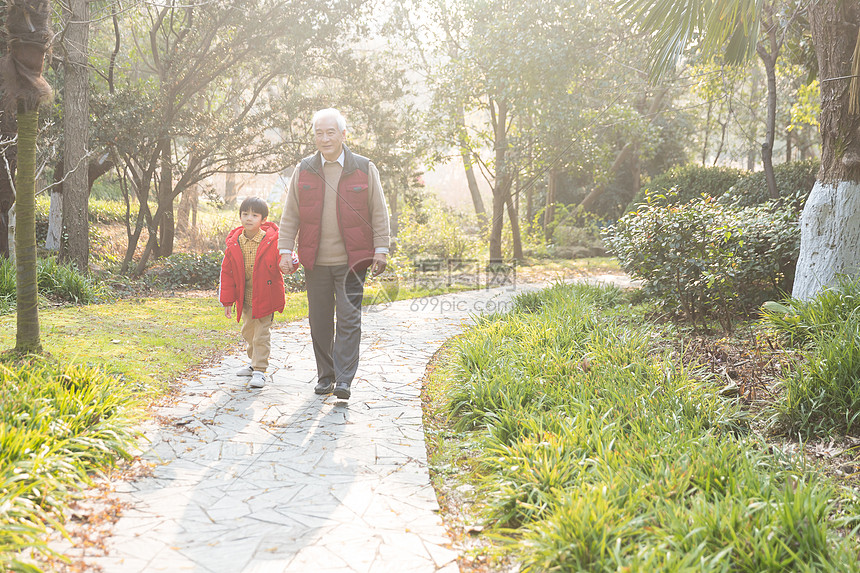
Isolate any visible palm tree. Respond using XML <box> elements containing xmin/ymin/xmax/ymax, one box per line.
<box><xmin>1</xmin><ymin>0</ymin><xmax>53</xmax><ymax>353</ymax></box>
<box><xmin>619</xmin><ymin>0</ymin><xmax>860</xmax><ymax>299</ymax></box>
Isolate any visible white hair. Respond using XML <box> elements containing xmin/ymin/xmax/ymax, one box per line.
<box><xmin>312</xmin><ymin>108</ymin><xmax>347</xmax><ymax>132</ymax></box>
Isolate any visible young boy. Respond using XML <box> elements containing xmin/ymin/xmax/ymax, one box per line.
<box><xmin>219</xmin><ymin>197</ymin><xmax>285</xmax><ymax>388</ymax></box>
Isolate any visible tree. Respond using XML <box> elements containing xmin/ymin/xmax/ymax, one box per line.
<box><xmin>0</xmin><ymin>0</ymin><xmax>52</xmax><ymax>353</ymax></box>
<box><xmin>93</xmin><ymin>0</ymin><xmax>365</xmax><ymax>275</ymax></box>
<box><xmin>620</xmin><ymin>0</ymin><xmax>860</xmax><ymax>299</ymax></box>
<box><xmin>0</xmin><ymin>6</ymin><xmax>14</xmax><ymax>260</ymax></box>
<box><xmin>57</xmin><ymin>0</ymin><xmax>90</xmax><ymax>270</ymax></box>
<box><xmin>620</xmin><ymin>0</ymin><xmax>809</xmax><ymax>200</ymax></box>
<box><xmin>408</xmin><ymin>0</ymin><xmax>609</xmax><ymax>261</ymax></box>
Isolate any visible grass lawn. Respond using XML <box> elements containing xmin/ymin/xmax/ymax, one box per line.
<box><xmin>424</xmin><ymin>281</ymin><xmax>860</xmax><ymax>572</ymax></box>
<box><xmin>0</xmin><ymin>293</ymin><xmax>308</xmax><ymax>394</ymax></box>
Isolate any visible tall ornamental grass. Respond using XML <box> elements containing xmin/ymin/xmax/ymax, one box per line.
<box><xmin>445</xmin><ymin>282</ymin><xmax>860</xmax><ymax>572</ymax></box>
<box><xmin>0</xmin><ymin>362</ymin><xmax>139</xmax><ymax>571</ymax></box>
<box><xmin>762</xmin><ymin>276</ymin><xmax>860</xmax><ymax>437</ymax></box>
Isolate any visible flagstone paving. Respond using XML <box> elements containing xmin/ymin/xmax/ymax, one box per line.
<box><xmin>51</xmin><ymin>275</ymin><xmax>636</xmax><ymax>573</ymax></box>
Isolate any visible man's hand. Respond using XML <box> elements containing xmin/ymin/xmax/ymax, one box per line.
<box><xmin>224</xmin><ymin>305</ymin><xmax>232</xmax><ymax>319</ymax></box>
<box><xmin>371</xmin><ymin>252</ymin><xmax>387</xmax><ymax>277</ymax></box>
<box><xmin>279</xmin><ymin>253</ymin><xmax>298</xmax><ymax>275</ymax></box>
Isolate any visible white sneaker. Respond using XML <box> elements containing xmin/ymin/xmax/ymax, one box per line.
<box><xmin>236</xmin><ymin>365</ymin><xmax>253</xmax><ymax>377</ymax></box>
<box><xmin>249</xmin><ymin>371</ymin><xmax>266</xmax><ymax>388</ymax></box>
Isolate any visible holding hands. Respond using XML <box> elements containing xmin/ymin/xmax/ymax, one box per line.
<box><xmin>279</xmin><ymin>252</ymin><xmax>300</xmax><ymax>275</ymax></box>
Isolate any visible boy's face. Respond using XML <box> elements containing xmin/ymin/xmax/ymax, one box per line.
<box><xmin>240</xmin><ymin>210</ymin><xmax>265</xmax><ymax>236</ymax></box>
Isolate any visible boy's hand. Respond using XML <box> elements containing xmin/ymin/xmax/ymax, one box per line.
<box><xmin>279</xmin><ymin>253</ymin><xmax>299</xmax><ymax>275</ymax></box>
<box><xmin>224</xmin><ymin>305</ymin><xmax>232</xmax><ymax>319</ymax></box>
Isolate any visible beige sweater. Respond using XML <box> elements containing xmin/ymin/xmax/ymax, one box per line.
<box><xmin>278</xmin><ymin>154</ymin><xmax>390</xmax><ymax>265</ymax></box>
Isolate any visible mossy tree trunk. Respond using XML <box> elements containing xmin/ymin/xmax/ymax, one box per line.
<box><xmin>2</xmin><ymin>0</ymin><xmax>53</xmax><ymax>353</ymax></box>
<box><xmin>15</xmin><ymin>102</ymin><xmax>39</xmax><ymax>352</ymax></box>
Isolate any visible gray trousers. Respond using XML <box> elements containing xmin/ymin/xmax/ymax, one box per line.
<box><xmin>305</xmin><ymin>264</ymin><xmax>366</xmax><ymax>387</ymax></box>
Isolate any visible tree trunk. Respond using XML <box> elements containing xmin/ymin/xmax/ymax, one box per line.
<box><xmin>747</xmin><ymin>68</ymin><xmax>759</xmax><ymax>171</ymax></box>
<box><xmin>0</xmin><ymin>105</ymin><xmax>15</xmax><ymax>258</ymax></box>
<box><xmin>758</xmin><ymin>47</ymin><xmax>779</xmax><ymax>200</ymax></box>
<box><xmin>45</xmin><ymin>187</ymin><xmax>62</xmax><ymax>250</ymax></box>
<box><xmin>544</xmin><ymin>168</ymin><xmax>558</xmax><ymax>242</ymax></box>
<box><xmin>15</xmin><ymin>104</ymin><xmax>40</xmax><ymax>352</ymax></box>
<box><xmin>224</xmin><ymin>170</ymin><xmax>237</xmax><ymax>204</ymax></box>
<box><xmin>793</xmin><ymin>1</ymin><xmax>860</xmax><ymax>299</ymax></box>
<box><xmin>58</xmin><ymin>0</ymin><xmax>90</xmax><ymax>270</ymax></box>
<box><xmin>702</xmin><ymin>101</ymin><xmax>712</xmax><ymax>166</ymax></box>
<box><xmin>488</xmin><ymin>98</ymin><xmax>508</xmax><ymax>263</ymax></box>
<box><xmin>506</xmin><ymin>185</ymin><xmax>522</xmax><ymax>261</ymax></box>
<box><xmin>155</xmin><ymin>139</ymin><xmax>174</xmax><ymax>257</ymax></box>
<box><xmin>526</xmin><ymin>176</ymin><xmax>534</xmax><ymax>228</ymax></box>
<box><xmin>457</xmin><ymin>108</ymin><xmax>487</xmax><ymax>228</ymax></box>
<box><xmin>176</xmin><ymin>182</ymin><xmax>198</xmax><ymax>235</ymax></box>
<box><xmin>489</xmin><ymin>184</ymin><xmax>505</xmax><ymax>263</ymax></box>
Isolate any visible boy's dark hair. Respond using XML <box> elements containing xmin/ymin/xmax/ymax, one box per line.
<box><xmin>238</xmin><ymin>197</ymin><xmax>269</xmax><ymax>219</ymax></box>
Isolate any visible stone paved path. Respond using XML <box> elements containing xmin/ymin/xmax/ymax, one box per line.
<box><xmin>53</xmin><ymin>275</ymin><xmax>635</xmax><ymax>573</ymax></box>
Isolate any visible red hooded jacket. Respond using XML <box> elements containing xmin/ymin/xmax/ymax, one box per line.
<box><xmin>219</xmin><ymin>221</ymin><xmax>285</xmax><ymax>322</ymax></box>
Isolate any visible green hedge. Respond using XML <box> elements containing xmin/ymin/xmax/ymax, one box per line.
<box><xmin>719</xmin><ymin>159</ymin><xmax>819</xmax><ymax>210</ymax></box>
<box><xmin>628</xmin><ymin>160</ymin><xmax>819</xmax><ymax>212</ymax></box>
<box><xmin>604</xmin><ymin>198</ymin><xmax>798</xmax><ymax>329</ymax></box>
<box><xmin>627</xmin><ymin>164</ymin><xmax>746</xmax><ymax>210</ymax></box>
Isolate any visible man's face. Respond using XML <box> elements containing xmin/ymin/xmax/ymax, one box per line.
<box><xmin>314</xmin><ymin>115</ymin><xmax>346</xmax><ymax>161</ymax></box>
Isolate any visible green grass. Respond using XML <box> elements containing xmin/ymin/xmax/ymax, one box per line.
<box><xmin>427</xmin><ymin>282</ymin><xmax>860</xmax><ymax>572</ymax></box>
<box><xmin>762</xmin><ymin>276</ymin><xmax>860</xmax><ymax>437</ymax></box>
<box><xmin>0</xmin><ymin>293</ymin><xmax>309</xmax><ymax>393</ymax></box>
<box><xmin>0</xmin><ymin>361</ymin><xmax>141</xmax><ymax>572</ymax></box>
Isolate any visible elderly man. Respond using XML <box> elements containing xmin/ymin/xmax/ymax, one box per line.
<box><xmin>278</xmin><ymin>108</ymin><xmax>390</xmax><ymax>400</ymax></box>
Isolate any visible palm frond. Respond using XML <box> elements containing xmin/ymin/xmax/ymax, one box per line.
<box><xmin>616</xmin><ymin>0</ymin><xmax>762</xmax><ymax>80</ymax></box>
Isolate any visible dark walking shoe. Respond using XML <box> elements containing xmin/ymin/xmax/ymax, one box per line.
<box><xmin>314</xmin><ymin>379</ymin><xmax>334</xmax><ymax>395</ymax></box>
<box><xmin>333</xmin><ymin>382</ymin><xmax>351</xmax><ymax>400</ymax></box>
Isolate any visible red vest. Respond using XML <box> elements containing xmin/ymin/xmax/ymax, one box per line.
<box><xmin>296</xmin><ymin>146</ymin><xmax>375</xmax><ymax>272</ymax></box>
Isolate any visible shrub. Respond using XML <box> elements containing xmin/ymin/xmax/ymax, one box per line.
<box><xmin>719</xmin><ymin>159</ymin><xmax>819</xmax><ymax>210</ymax></box>
<box><xmin>627</xmin><ymin>164</ymin><xmax>746</xmax><ymax>210</ymax></box>
<box><xmin>0</xmin><ymin>257</ymin><xmax>110</xmax><ymax>312</ymax></box>
<box><xmin>38</xmin><ymin>258</ymin><xmax>112</xmax><ymax>304</ymax></box>
<box><xmin>396</xmin><ymin>197</ymin><xmax>481</xmax><ymax>262</ymax></box>
<box><xmin>150</xmin><ymin>251</ymin><xmax>223</xmax><ymax>290</ymax></box>
<box><xmin>148</xmin><ymin>250</ymin><xmax>307</xmax><ymax>293</ymax></box>
<box><xmin>604</xmin><ymin>198</ymin><xmax>799</xmax><ymax>328</ymax></box>
<box><xmin>89</xmin><ymin>198</ymin><xmax>135</xmax><ymax>224</ymax></box>
<box><xmin>283</xmin><ymin>266</ymin><xmax>306</xmax><ymax>293</ymax></box>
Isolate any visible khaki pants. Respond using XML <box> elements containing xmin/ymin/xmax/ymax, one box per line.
<box><xmin>241</xmin><ymin>308</ymin><xmax>273</xmax><ymax>372</ymax></box>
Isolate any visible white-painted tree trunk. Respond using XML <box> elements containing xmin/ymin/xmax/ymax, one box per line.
<box><xmin>792</xmin><ymin>180</ymin><xmax>860</xmax><ymax>300</ymax></box>
<box><xmin>8</xmin><ymin>204</ymin><xmax>14</xmax><ymax>262</ymax></box>
<box><xmin>45</xmin><ymin>190</ymin><xmax>62</xmax><ymax>250</ymax></box>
